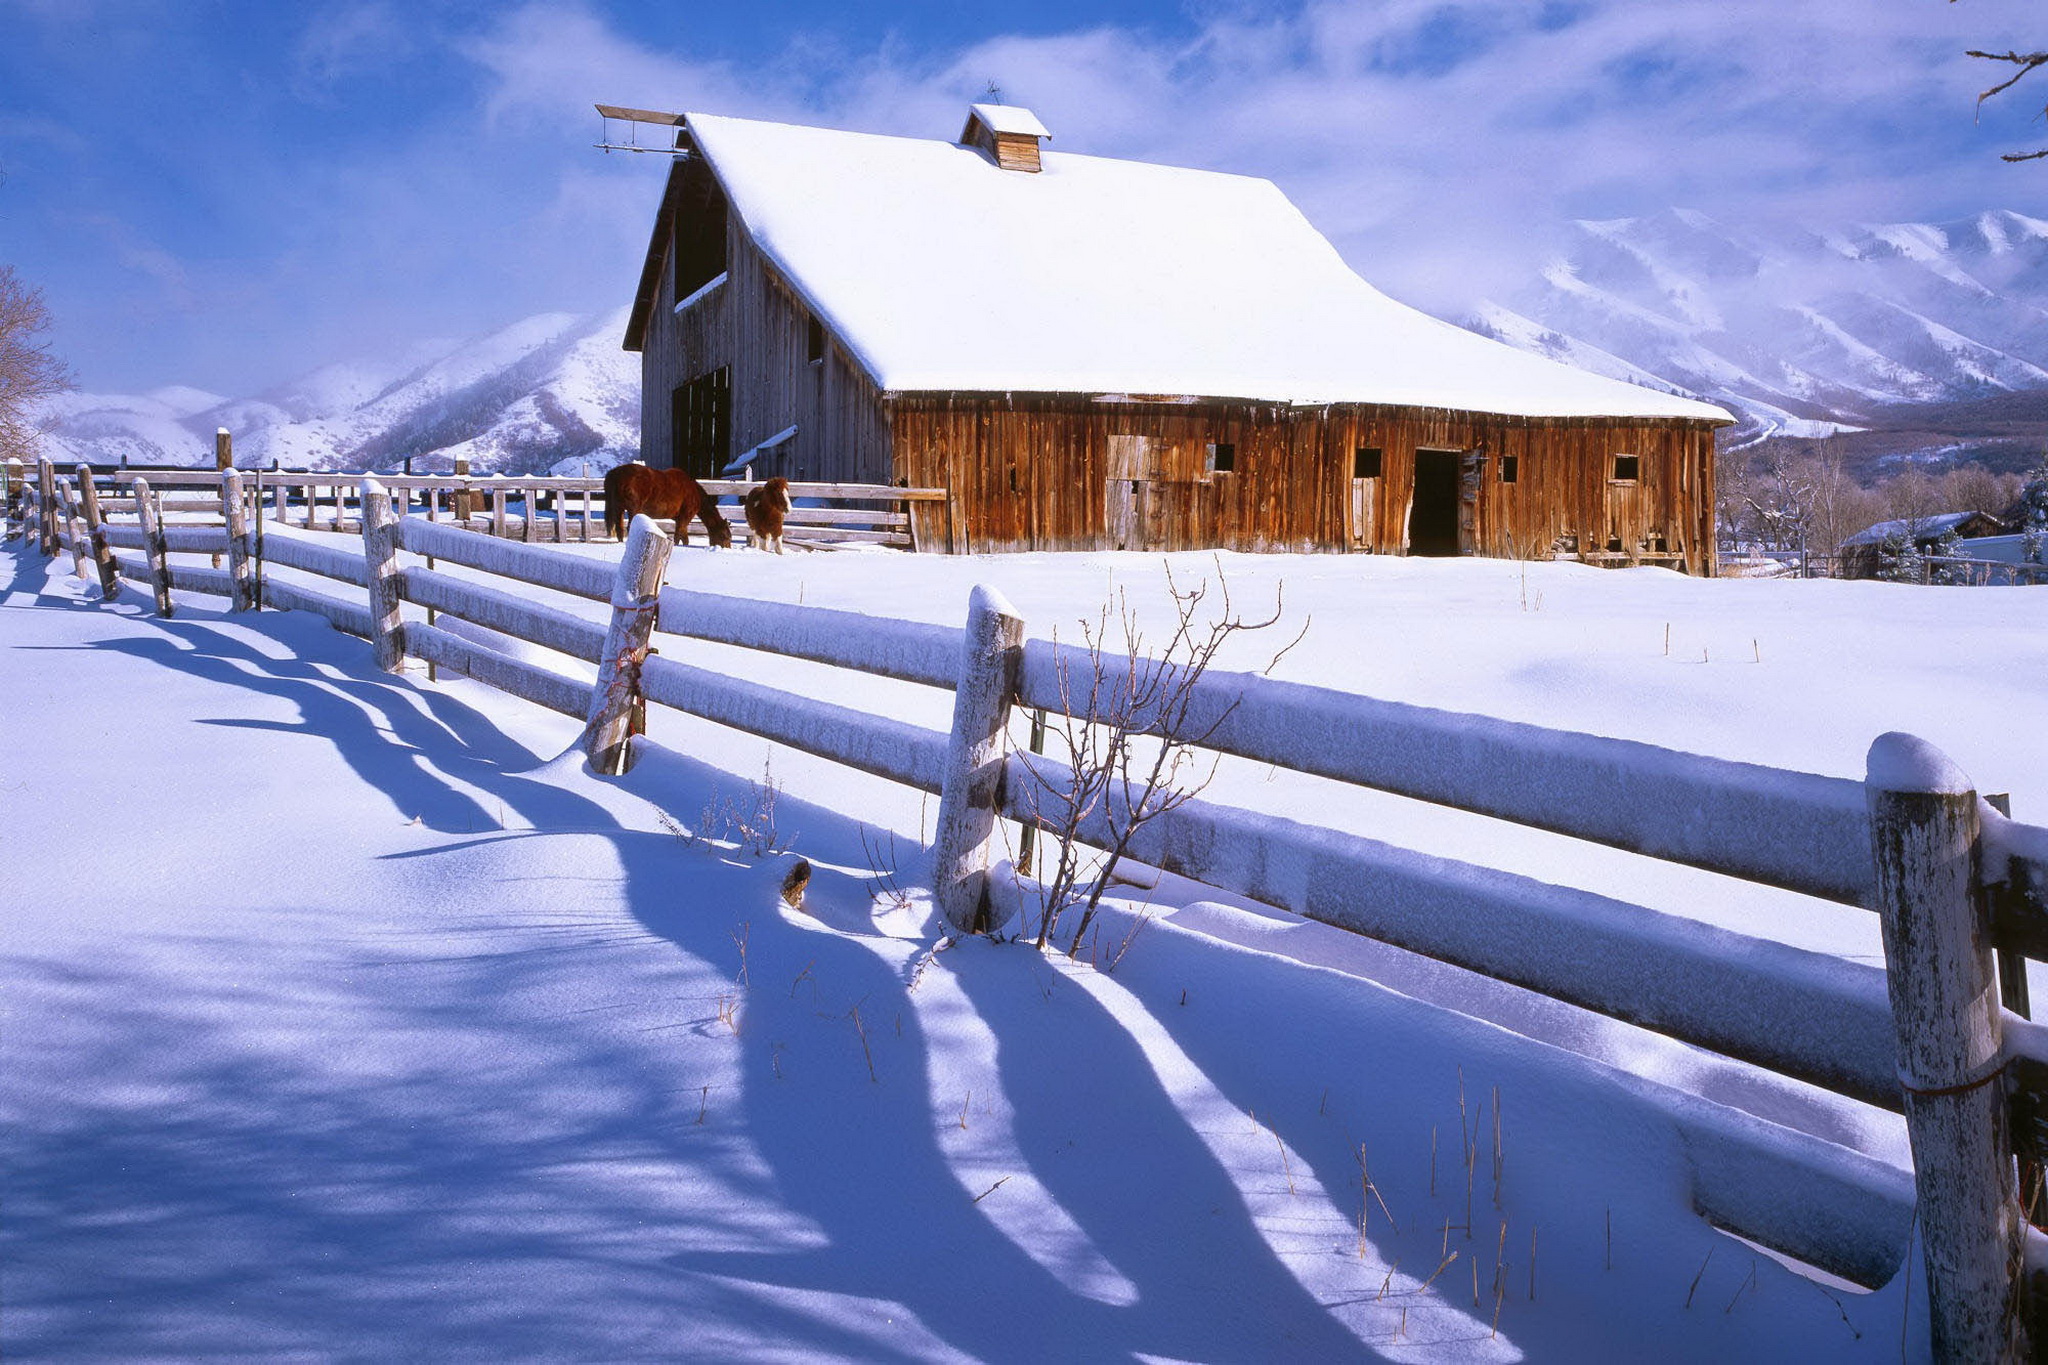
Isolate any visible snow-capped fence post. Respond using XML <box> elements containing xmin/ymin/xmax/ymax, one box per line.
<box><xmin>933</xmin><ymin>585</ymin><xmax>1026</xmax><ymax>934</ymax></box>
<box><xmin>37</xmin><ymin>458</ymin><xmax>59</xmax><ymax>555</ymax></box>
<box><xmin>76</xmin><ymin>465</ymin><xmax>118</xmax><ymax>599</ymax></box>
<box><xmin>57</xmin><ymin>475</ymin><xmax>89</xmax><ymax>580</ymax></box>
<box><xmin>132</xmin><ymin>477</ymin><xmax>173</xmax><ymax>616</ymax></box>
<box><xmin>221</xmin><ymin>470</ymin><xmax>255</xmax><ymax>612</ymax></box>
<box><xmin>361</xmin><ymin>479</ymin><xmax>405</xmax><ymax>673</ymax></box>
<box><xmin>582</xmin><ymin>513</ymin><xmax>672</xmax><ymax>775</ymax></box>
<box><xmin>454</xmin><ymin>453</ymin><xmax>473</xmax><ymax>525</ymax></box>
<box><xmin>1867</xmin><ymin>732</ymin><xmax>2026</xmax><ymax>1363</ymax></box>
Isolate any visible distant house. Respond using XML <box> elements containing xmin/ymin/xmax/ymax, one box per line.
<box><xmin>1838</xmin><ymin>510</ymin><xmax>2005</xmax><ymax>579</ymax></box>
<box><xmin>621</xmin><ymin>104</ymin><xmax>1734</xmax><ymax>569</ymax></box>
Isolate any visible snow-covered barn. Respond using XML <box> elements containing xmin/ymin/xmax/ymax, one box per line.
<box><xmin>622</xmin><ymin>104</ymin><xmax>1734</xmax><ymax>571</ymax></box>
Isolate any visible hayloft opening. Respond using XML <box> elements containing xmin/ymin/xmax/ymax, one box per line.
<box><xmin>1409</xmin><ymin>449</ymin><xmax>1464</xmax><ymax>556</ymax></box>
<box><xmin>1354</xmin><ymin>447</ymin><xmax>1383</xmax><ymax>479</ymax></box>
<box><xmin>1611</xmin><ymin>454</ymin><xmax>1640</xmax><ymax>482</ymax></box>
<box><xmin>807</xmin><ymin>315</ymin><xmax>826</xmax><ymax>364</ymax></box>
<box><xmin>670</xmin><ymin>171</ymin><xmax>728</xmax><ymax>306</ymax></box>
<box><xmin>1205</xmin><ymin>442</ymin><xmax>1235</xmax><ymax>474</ymax></box>
<box><xmin>1500</xmin><ymin>455</ymin><xmax>1519</xmax><ymax>484</ymax></box>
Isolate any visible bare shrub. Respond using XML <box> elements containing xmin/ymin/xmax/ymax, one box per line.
<box><xmin>1013</xmin><ymin>564</ymin><xmax>1303</xmax><ymax>955</ymax></box>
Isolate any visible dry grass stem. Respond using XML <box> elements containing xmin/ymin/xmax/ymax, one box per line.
<box><xmin>1684</xmin><ymin>1248</ymin><xmax>1714</xmax><ymax>1309</ymax></box>
<box><xmin>850</xmin><ymin>1005</ymin><xmax>878</xmax><ymax>1083</ymax></box>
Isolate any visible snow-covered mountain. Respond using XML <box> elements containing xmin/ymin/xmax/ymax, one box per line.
<box><xmin>37</xmin><ymin>308</ymin><xmax>639</xmax><ymax>476</ymax></box>
<box><xmin>1473</xmin><ymin>208</ymin><xmax>2048</xmax><ymax>444</ymax></box>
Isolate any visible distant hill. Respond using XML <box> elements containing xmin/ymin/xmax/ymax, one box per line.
<box><xmin>1472</xmin><ymin>208</ymin><xmax>2048</xmax><ymax>455</ymax></box>
<box><xmin>36</xmin><ymin>309</ymin><xmax>638</xmax><ymax>476</ymax></box>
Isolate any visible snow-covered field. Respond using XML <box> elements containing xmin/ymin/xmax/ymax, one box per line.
<box><xmin>5</xmin><ymin>539</ymin><xmax>2042</xmax><ymax>1360</ymax></box>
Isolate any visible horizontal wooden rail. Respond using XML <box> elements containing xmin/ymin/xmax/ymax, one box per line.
<box><xmin>997</xmin><ymin>747</ymin><xmax>1901</xmax><ymax>1108</ymax></box>
<box><xmin>394</xmin><ymin>516</ymin><xmax>612</xmax><ymax>602</ymax></box>
<box><xmin>402</xmin><ymin>622</ymin><xmax>592</xmax><ymax>718</ymax></box>
<box><xmin>166</xmin><ymin>562</ymin><xmax>234</xmax><ymax>596</ymax></box>
<box><xmin>654</xmin><ymin>587</ymin><xmax>960</xmax><ymax>688</ymax></box>
<box><xmin>400</xmin><ymin>565</ymin><xmax>607</xmax><ymax>664</ymax></box>
<box><xmin>262</xmin><ymin>530</ymin><xmax>370</xmax><ymax>589</ymax></box>
<box><xmin>160</xmin><ymin>526</ymin><xmax>232</xmax><ymax>556</ymax></box>
<box><xmin>639</xmin><ymin>654</ymin><xmax>949</xmax><ymax>793</ymax></box>
<box><xmin>1014</xmin><ymin>640</ymin><xmax>1877</xmax><ymax>908</ymax></box>
<box><xmin>259</xmin><ymin>578</ymin><xmax>373</xmax><ymax>638</ymax></box>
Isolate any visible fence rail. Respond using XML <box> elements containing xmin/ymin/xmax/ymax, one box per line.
<box><xmin>8</xmin><ymin>455</ymin><xmax>2044</xmax><ymax>1357</ymax></box>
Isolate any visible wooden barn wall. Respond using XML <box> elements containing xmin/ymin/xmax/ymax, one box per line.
<box><xmin>635</xmin><ymin>165</ymin><xmax>891</xmax><ymax>485</ymax></box>
<box><xmin>889</xmin><ymin>396</ymin><xmax>1719</xmax><ymax>574</ymax></box>
<box><xmin>722</xmin><ymin>234</ymin><xmax>892</xmax><ymax>485</ymax></box>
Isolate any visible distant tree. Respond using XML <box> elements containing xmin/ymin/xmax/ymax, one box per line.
<box><xmin>1876</xmin><ymin>531</ymin><xmax>1926</xmax><ymax>584</ymax></box>
<box><xmin>1926</xmin><ymin>525</ymin><xmax>1967</xmax><ymax>584</ymax></box>
<box><xmin>0</xmin><ymin>265</ymin><xmax>72</xmax><ymax>464</ymax></box>
<box><xmin>2016</xmin><ymin>460</ymin><xmax>2048</xmax><ymax>563</ymax></box>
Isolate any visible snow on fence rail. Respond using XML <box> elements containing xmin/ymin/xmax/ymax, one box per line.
<box><xmin>11</xmin><ymin>457</ymin><xmax>2048</xmax><ymax>1354</ymax></box>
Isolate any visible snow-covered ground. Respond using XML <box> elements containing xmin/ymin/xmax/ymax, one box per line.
<box><xmin>5</xmin><ymin>539</ymin><xmax>2041</xmax><ymax>1359</ymax></box>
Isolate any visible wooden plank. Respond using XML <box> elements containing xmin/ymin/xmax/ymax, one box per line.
<box><xmin>400</xmin><ymin>565</ymin><xmax>609</xmax><ymax>663</ymax></box>
<box><xmin>403</xmin><ymin>622</ymin><xmax>594</xmax><ymax>719</ymax></box>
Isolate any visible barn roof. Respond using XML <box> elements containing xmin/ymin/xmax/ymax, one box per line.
<box><xmin>651</xmin><ymin>112</ymin><xmax>1734</xmax><ymax>423</ymax></box>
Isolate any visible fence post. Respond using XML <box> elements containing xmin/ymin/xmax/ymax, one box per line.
<box><xmin>581</xmin><ymin>512</ymin><xmax>672</xmax><ymax>775</ymax></box>
<box><xmin>1867</xmin><ymin>732</ymin><xmax>2026</xmax><ymax>1362</ymax></box>
<box><xmin>454</xmin><ymin>452</ymin><xmax>472</xmax><ymax>524</ymax></box>
<box><xmin>221</xmin><ymin>469</ymin><xmax>255</xmax><ymax>611</ymax></box>
<box><xmin>37</xmin><ymin>458</ymin><xmax>59</xmax><ymax>555</ymax></box>
<box><xmin>4</xmin><ymin>457</ymin><xmax>20</xmax><ymax>538</ymax></box>
<box><xmin>57</xmin><ymin>475</ymin><xmax>88</xmax><ymax>580</ymax></box>
<box><xmin>933</xmin><ymin>585</ymin><xmax>1025</xmax><ymax>933</ymax></box>
<box><xmin>133</xmin><ymin>477</ymin><xmax>173</xmax><ymax>616</ymax></box>
<box><xmin>361</xmin><ymin>479</ymin><xmax>404</xmax><ymax>673</ymax></box>
<box><xmin>76</xmin><ymin>465</ymin><xmax>118</xmax><ymax>599</ymax></box>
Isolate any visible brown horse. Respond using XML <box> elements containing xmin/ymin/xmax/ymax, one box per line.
<box><xmin>743</xmin><ymin>477</ymin><xmax>792</xmax><ymax>554</ymax></box>
<box><xmin>603</xmin><ymin>463</ymin><xmax>732</xmax><ymax>548</ymax></box>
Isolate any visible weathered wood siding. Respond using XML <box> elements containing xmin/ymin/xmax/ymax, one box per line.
<box><xmin>890</xmin><ymin>395</ymin><xmax>1719</xmax><ymax>574</ymax></box>
<box><xmin>636</xmin><ymin>153</ymin><xmax>891</xmax><ymax>485</ymax></box>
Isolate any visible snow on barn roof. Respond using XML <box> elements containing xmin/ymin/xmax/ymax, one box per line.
<box><xmin>965</xmin><ymin>102</ymin><xmax>1051</xmax><ymax>139</ymax></box>
<box><xmin>677</xmin><ymin>112</ymin><xmax>1734</xmax><ymax>423</ymax></box>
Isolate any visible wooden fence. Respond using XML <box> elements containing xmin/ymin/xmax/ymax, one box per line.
<box><xmin>4</xmin><ymin>458</ymin><xmax>946</xmax><ymax>552</ymax></box>
<box><xmin>10</xmin><ymin>456</ymin><xmax>2048</xmax><ymax>1360</ymax></box>
<box><xmin>245</xmin><ymin>468</ymin><xmax>944</xmax><ymax>550</ymax></box>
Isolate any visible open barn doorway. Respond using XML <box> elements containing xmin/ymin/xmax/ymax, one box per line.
<box><xmin>1407</xmin><ymin>448</ymin><xmax>1468</xmax><ymax>556</ymax></box>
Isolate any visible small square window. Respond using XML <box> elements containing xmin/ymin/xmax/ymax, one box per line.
<box><xmin>807</xmin><ymin>316</ymin><xmax>826</xmax><ymax>364</ymax></box>
<box><xmin>1205</xmin><ymin>442</ymin><xmax>1236</xmax><ymax>474</ymax></box>
<box><xmin>1500</xmin><ymin>455</ymin><xmax>1519</xmax><ymax>484</ymax></box>
<box><xmin>1353</xmin><ymin>446</ymin><xmax>1383</xmax><ymax>479</ymax></box>
<box><xmin>1611</xmin><ymin>454</ymin><xmax>1640</xmax><ymax>482</ymax></box>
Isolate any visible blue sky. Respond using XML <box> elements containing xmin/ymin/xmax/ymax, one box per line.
<box><xmin>1</xmin><ymin>0</ymin><xmax>2040</xmax><ymax>397</ymax></box>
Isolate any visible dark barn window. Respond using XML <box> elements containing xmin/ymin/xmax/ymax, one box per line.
<box><xmin>670</xmin><ymin>366</ymin><xmax>731</xmax><ymax>479</ymax></box>
<box><xmin>1205</xmin><ymin>442</ymin><xmax>1236</xmax><ymax>474</ymax></box>
<box><xmin>671</xmin><ymin>180</ymin><xmax>729</xmax><ymax>306</ymax></box>
<box><xmin>1611</xmin><ymin>454</ymin><xmax>1640</xmax><ymax>482</ymax></box>
<box><xmin>1353</xmin><ymin>446</ymin><xmax>1383</xmax><ymax>479</ymax></box>
<box><xmin>807</xmin><ymin>315</ymin><xmax>827</xmax><ymax>364</ymax></box>
<box><xmin>1500</xmin><ymin>455</ymin><xmax>1519</xmax><ymax>484</ymax></box>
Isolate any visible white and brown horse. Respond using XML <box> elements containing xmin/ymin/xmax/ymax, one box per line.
<box><xmin>743</xmin><ymin>477</ymin><xmax>792</xmax><ymax>554</ymax></box>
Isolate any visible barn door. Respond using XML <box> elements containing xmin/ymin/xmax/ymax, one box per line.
<box><xmin>1105</xmin><ymin>435</ymin><xmax>1160</xmax><ymax>550</ymax></box>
